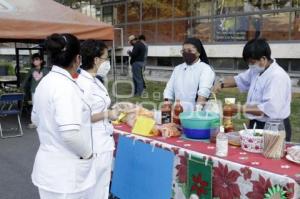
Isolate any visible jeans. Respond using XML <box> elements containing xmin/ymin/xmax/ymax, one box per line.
<box><xmin>131</xmin><ymin>62</ymin><xmax>144</xmax><ymax>95</ymax></box>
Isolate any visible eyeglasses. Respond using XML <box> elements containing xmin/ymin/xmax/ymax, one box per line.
<box><xmin>180</xmin><ymin>49</ymin><xmax>198</xmax><ymax>54</ymax></box>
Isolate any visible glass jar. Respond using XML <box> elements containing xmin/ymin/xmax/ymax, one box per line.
<box><xmin>263</xmin><ymin>119</ymin><xmax>286</xmax><ymax>159</ymax></box>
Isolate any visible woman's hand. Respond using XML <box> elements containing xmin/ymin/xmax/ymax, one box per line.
<box><xmin>108</xmin><ymin>109</ymin><xmax>122</xmax><ymax>121</ymax></box>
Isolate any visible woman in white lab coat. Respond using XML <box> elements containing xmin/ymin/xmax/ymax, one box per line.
<box><xmin>31</xmin><ymin>33</ymin><xmax>95</xmax><ymax>199</ymax></box>
<box><xmin>77</xmin><ymin>39</ymin><xmax>119</xmax><ymax>199</ymax></box>
<box><xmin>164</xmin><ymin>38</ymin><xmax>215</xmax><ymax>111</ymax></box>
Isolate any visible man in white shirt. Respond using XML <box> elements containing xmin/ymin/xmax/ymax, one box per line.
<box><xmin>214</xmin><ymin>38</ymin><xmax>292</xmax><ymax>141</ymax></box>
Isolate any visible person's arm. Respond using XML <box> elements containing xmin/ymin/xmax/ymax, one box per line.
<box><xmin>235</xmin><ymin>104</ymin><xmax>264</xmax><ymax>116</ymax></box>
<box><xmin>54</xmin><ymin>85</ymin><xmax>92</xmax><ymax>159</ymax></box>
<box><xmin>128</xmin><ymin>43</ymin><xmax>140</xmax><ymax>59</ymax></box>
<box><xmin>61</xmin><ymin>130</ymin><xmax>92</xmax><ymax>159</ymax></box>
<box><xmin>91</xmin><ymin>109</ymin><xmax>120</xmax><ymax>123</ymax></box>
<box><xmin>163</xmin><ymin>69</ymin><xmax>176</xmax><ymax>101</ymax></box>
<box><xmin>196</xmin><ymin>65</ymin><xmax>216</xmax><ymax>106</ymax></box>
<box><xmin>213</xmin><ymin>76</ymin><xmax>237</xmax><ymax>93</ymax></box>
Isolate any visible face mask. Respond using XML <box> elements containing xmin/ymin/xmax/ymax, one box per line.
<box><xmin>182</xmin><ymin>52</ymin><xmax>197</xmax><ymax>65</ymax></box>
<box><xmin>249</xmin><ymin>64</ymin><xmax>265</xmax><ymax>73</ymax></box>
<box><xmin>97</xmin><ymin>61</ymin><xmax>111</xmax><ymax>77</ymax></box>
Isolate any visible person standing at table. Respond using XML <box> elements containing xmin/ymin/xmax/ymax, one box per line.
<box><xmin>138</xmin><ymin>34</ymin><xmax>148</xmax><ymax>89</ymax></box>
<box><xmin>213</xmin><ymin>38</ymin><xmax>292</xmax><ymax>141</ymax></box>
<box><xmin>77</xmin><ymin>39</ymin><xmax>121</xmax><ymax>199</ymax></box>
<box><xmin>22</xmin><ymin>53</ymin><xmax>49</xmax><ymax>128</ymax></box>
<box><xmin>163</xmin><ymin>38</ymin><xmax>215</xmax><ymax>111</ymax></box>
<box><xmin>127</xmin><ymin>35</ymin><xmax>147</xmax><ymax>96</ymax></box>
<box><xmin>31</xmin><ymin>33</ymin><xmax>95</xmax><ymax>199</ymax></box>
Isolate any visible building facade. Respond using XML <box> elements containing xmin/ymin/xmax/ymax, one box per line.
<box><xmin>57</xmin><ymin>0</ymin><xmax>300</xmax><ymax>82</ymax></box>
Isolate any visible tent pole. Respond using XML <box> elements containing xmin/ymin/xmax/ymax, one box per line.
<box><xmin>15</xmin><ymin>43</ymin><xmax>20</xmax><ymax>88</ymax></box>
<box><xmin>112</xmin><ymin>37</ymin><xmax>117</xmax><ymax>103</ymax></box>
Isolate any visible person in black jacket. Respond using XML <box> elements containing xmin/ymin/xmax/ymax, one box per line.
<box><xmin>127</xmin><ymin>35</ymin><xmax>147</xmax><ymax>96</ymax></box>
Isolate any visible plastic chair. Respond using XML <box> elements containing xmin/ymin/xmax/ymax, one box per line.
<box><xmin>0</xmin><ymin>93</ymin><xmax>24</xmax><ymax>138</ymax></box>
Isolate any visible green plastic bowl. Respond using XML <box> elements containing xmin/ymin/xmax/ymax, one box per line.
<box><xmin>179</xmin><ymin>111</ymin><xmax>220</xmax><ymax>129</ymax></box>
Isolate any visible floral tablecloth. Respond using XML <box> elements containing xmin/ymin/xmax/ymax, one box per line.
<box><xmin>113</xmin><ymin>124</ymin><xmax>300</xmax><ymax>199</ymax></box>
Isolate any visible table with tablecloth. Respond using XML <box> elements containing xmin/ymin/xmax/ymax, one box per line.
<box><xmin>112</xmin><ymin>124</ymin><xmax>300</xmax><ymax>199</ymax></box>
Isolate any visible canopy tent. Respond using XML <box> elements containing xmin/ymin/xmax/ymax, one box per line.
<box><xmin>0</xmin><ymin>0</ymin><xmax>114</xmax><ymax>41</ymax></box>
<box><xmin>0</xmin><ymin>0</ymin><xmax>116</xmax><ymax>89</ymax></box>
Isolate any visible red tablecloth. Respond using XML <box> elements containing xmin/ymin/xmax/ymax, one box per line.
<box><xmin>113</xmin><ymin>124</ymin><xmax>300</xmax><ymax>199</ymax></box>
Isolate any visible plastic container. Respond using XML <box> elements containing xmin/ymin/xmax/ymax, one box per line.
<box><xmin>182</xmin><ymin>128</ymin><xmax>216</xmax><ymax>139</ymax></box>
<box><xmin>240</xmin><ymin>129</ymin><xmax>264</xmax><ymax>153</ymax></box>
<box><xmin>179</xmin><ymin>111</ymin><xmax>220</xmax><ymax>129</ymax></box>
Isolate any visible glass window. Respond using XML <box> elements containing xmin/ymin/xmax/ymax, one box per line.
<box><xmin>157</xmin><ymin>22</ymin><xmax>173</xmax><ymax>43</ymax></box>
<box><xmin>292</xmin><ymin>0</ymin><xmax>300</xmax><ymax>7</ymax></box>
<box><xmin>174</xmin><ymin>20</ymin><xmax>190</xmax><ymax>43</ymax></box>
<box><xmin>277</xmin><ymin>59</ymin><xmax>289</xmax><ymax>72</ymax></box>
<box><xmin>174</xmin><ymin>0</ymin><xmax>191</xmax><ymax>18</ymax></box>
<box><xmin>142</xmin><ymin>0</ymin><xmax>157</xmax><ymax>21</ymax></box>
<box><xmin>262</xmin><ymin>0</ymin><xmax>292</xmax><ymax>10</ymax></box>
<box><xmin>128</xmin><ymin>1</ymin><xmax>140</xmax><ymax>22</ymax></box>
<box><xmin>157</xmin><ymin>57</ymin><xmax>172</xmax><ymax>66</ymax></box>
<box><xmin>114</xmin><ymin>26</ymin><xmax>125</xmax><ymax>47</ymax></box>
<box><xmin>172</xmin><ymin>57</ymin><xmax>184</xmax><ymax>66</ymax></box>
<box><xmin>192</xmin><ymin>0</ymin><xmax>211</xmax><ymax>17</ymax></box>
<box><xmin>142</xmin><ymin>23</ymin><xmax>157</xmax><ymax>44</ymax></box>
<box><xmin>235</xmin><ymin>15</ymin><xmax>261</xmax><ymax>41</ymax></box>
<box><xmin>157</xmin><ymin>0</ymin><xmax>173</xmax><ymax>19</ymax></box>
<box><xmin>102</xmin><ymin>6</ymin><xmax>113</xmax><ymax>24</ymax></box>
<box><xmin>291</xmin><ymin>11</ymin><xmax>300</xmax><ymax>40</ymax></box>
<box><xmin>192</xmin><ymin>18</ymin><xmax>212</xmax><ymax>42</ymax></box>
<box><xmin>261</xmin><ymin>12</ymin><xmax>290</xmax><ymax>40</ymax></box>
<box><xmin>236</xmin><ymin>58</ymin><xmax>248</xmax><ymax>70</ymax></box>
<box><xmin>214</xmin><ymin>17</ymin><xmax>238</xmax><ymax>42</ymax></box>
<box><xmin>291</xmin><ymin>59</ymin><xmax>300</xmax><ymax>72</ymax></box>
<box><xmin>235</xmin><ymin>0</ymin><xmax>262</xmax><ymax>13</ymax></box>
<box><xmin>210</xmin><ymin>58</ymin><xmax>235</xmax><ymax>70</ymax></box>
<box><xmin>126</xmin><ymin>24</ymin><xmax>140</xmax><ymax>43</ymax></box>
<box><xmin>214</xmin><ymin>0</ymin><xmax>237</xmax><ymax>15</ymax></box>
<box><xmin>114</xmin><ymin>4</ymin><xmax>125</xmax><ymax>24</ymax></box>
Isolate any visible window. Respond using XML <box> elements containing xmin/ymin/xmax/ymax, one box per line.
<box><xmin>192</xmin><ymin>18</ymin><xmax>212</xmax><ymax>42</ymax></box>
<box><xmin>291</xmin><ymin>59</ymin><xmax>300</xmax><ymax>72</ymax></box>
<box><xmin>262</xmin><ymin>0</ymin><xmax>292</xmax><ymax>10</ymax></box>
<box><xmin>174</xmin><ymin>0</ymin><xmax>191</xmax><ymax>18</ymax></box>
<box><xmin>174</xmin><ymin>20</ymin><xmax>191</xmax><ymax>43</ymax></box>
<box><xmin>142</xmin><ymin>0</ymin><xmax>157</xmax><ymax>21</ymax></box>
<box><xmin>102</xmin><ymin>6</ymin><xmax>113</xmax><ymax>24</ymax></box>
<box><xmin>214</xmin><ymin>0</ymin><xmax>238</xmax><ymax>15</ymax></box>
<box><xmin>236</xmin><ymin>58</ymin><xmax>248</xmax><ymax>70</ymax></box>
<box><xmin>210</xmin><ymin>58</ymin><xmax>235</xmax><ymax>70</ymax></box>
<box><xmin>261</xmin><ymin>12</ymin><xmax>290</xmax><ymax>40</ymax></box>
<box><xmin>276</xmin><ymin>59</ymin><xmax>289</xmax><ymax>71</ymax></box>
<box><xmin>157</xmin><ymin>0</ymin><xmax>173</xmax><ymax>19</ymax></box>
<box><xmin>157</xmin><ymin>57</ymin><xmax>172</xmax><ymax>66</ymax></box>
<box><xmin>291</xmin><ymin>11</ymin><xmax>300</xmax><ymax>40</ymax></box>
<box><xmin>235</xmin><ymin>15</ymin><xmax>261</xmax><ymax>41</ymax></box>
<box><xmin>128</xmin><ymin>1</ymin><xmax>140</xmax><ymax>22</ymax></box>
<box><xmin>157</xmin><ymin>22</ymin><xmax>173</xmax><ymax>43</ymax></box>
<box><xmin>114</xmin><ymin>4</ymin><xmax>125</xmax><ymax>24</ymax></box>
<box><xmin>142</xmin><ymin>23</ymin><xmax>157</xmax><ymax>44</ymax></box>
<box><xmin>192</xmin><ymin>0</ymin><xmax>211</xmax><ymax>17</ymax></box>
<box><xmin>214</xmin><ymin>17</ymin><xmax>237</xmax><ymax>42</ymax></box>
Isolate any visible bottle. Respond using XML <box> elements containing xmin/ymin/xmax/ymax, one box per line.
<box><xmin>161</xmin><ymin>99</ymin><xmax>172</xmax><ymax>124</ymax></box>
<box><xmin>223</xmin><ymin>99</ymin><xmax>235</xmax><ymax>133</ymax></box>
<box><xmin>216</xmin><ymin>126</ymin><xmax>228</xmax><ymax>157</ymax></box>
<box><xmin>173</xmin><ymin>99</ymin><xmax>183</xmax><ymax>125</ymax></box>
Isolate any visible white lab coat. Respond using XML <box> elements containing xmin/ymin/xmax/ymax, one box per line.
<box><xmin>164</xmin><ymin>59</ymin><xmax>215</xmax><ymax>111</ymax></box>
<box><xmin>77</xmin><ymin>69</ymin><xmax>115</xmax><ymax>199</ymax></box>
<box><xmin>31</xmin><ymin>66</ymin><xmax>95</xmax><ymax>197</ymax></box>
<box><xmin>234</xmin><ymin>59</ymin><xmax>291</xmax><ymax>122</ymax></box>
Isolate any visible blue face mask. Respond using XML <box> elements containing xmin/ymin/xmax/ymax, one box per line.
<box><xmin>249</xmin><ymin>64</ymin><xmax>265</xmax><ymax>73</ymax></box>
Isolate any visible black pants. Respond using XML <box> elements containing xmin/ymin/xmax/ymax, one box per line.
<box><xmin>131</xmin><ymin>61</ymin><xmax>144</xmax><ymax>96</ymax></box>
<box><xmin>249</xmin><ymin>118</ymin><xmax>292</xmax><ymax>141</ymax></box>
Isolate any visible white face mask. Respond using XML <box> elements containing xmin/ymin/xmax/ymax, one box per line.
<box><xmin>96</xmin><ymin>61</ymin><xmax>111</xmax><ymax>77</ymax></box>
<box><xmin>249</xmin><ymin>64</ymin><xmax>265</xmax><ymax>73</ymax></box>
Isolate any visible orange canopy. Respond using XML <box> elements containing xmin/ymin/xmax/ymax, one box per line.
<box><xmin>0</xmin><ymin>0</ymin><xmax>114</xmax><ymax>41</ymax></box>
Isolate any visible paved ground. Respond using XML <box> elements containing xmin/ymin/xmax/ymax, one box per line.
<box><xmin>0</xmin><ymin>115</ymin><xmax>40</xmax><ymax>199</ymax></box>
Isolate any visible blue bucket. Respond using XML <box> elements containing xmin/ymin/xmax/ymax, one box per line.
<box><xmin>183</xmin><ymin>128</ymin><xmax>216</xmax><ymax>139</ymax></box>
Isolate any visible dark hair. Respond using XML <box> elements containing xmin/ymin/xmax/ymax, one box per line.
<box><xmin>45</xmin><ymin>33</ymin><xmax>80</xmax><ymax>68</ymax></box>
<box><xmin>183</xmin><ymin>38</ymin><xmax>209</xmax><ymax>65</ymax></box>
<box><xmin>242</xmin><ymin>38</ymin><xmax>271</xmax><ymax>62</ymax></box>
<box><xmin>31</xmin><ymin>53</ymin><xmax>45</xmax><ymax>68</ymax></box>
<box><xmin>138</xmin><ymin>35</ymin><xmax>146</xmax><ymax>41</ymax></box>
<box><xmin>80</xmin><ymin>39</ymin><xmax>108</xmax><ymax>70</ymax></box>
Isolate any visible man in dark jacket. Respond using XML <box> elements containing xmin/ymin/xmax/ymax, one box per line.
<box><xmin>127</xmin><ymin>35</ymin><xmax>147</xmax><ymax>96</ymax></box>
